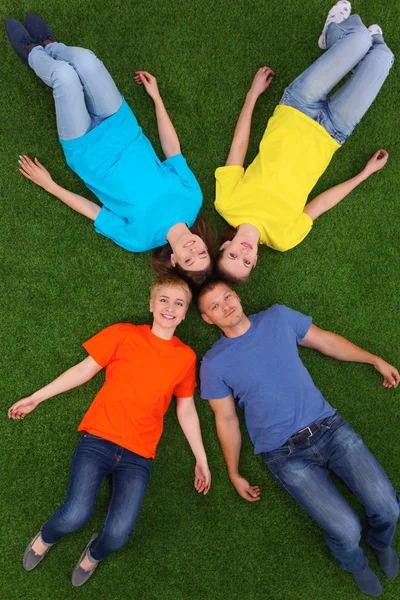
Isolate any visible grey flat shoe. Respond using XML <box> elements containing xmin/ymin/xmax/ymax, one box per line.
<box><xmin>71</xmin><ymin>533</ymin><xmax>99</xmax><ymax>587</ymax></box>
<box><xmin>23</xmin><ymin>531</ymin><xmax>54</xmax><ymax>571</ymax></box>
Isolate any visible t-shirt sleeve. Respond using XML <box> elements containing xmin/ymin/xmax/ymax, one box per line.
<box><xmin>276</xmin><ymin>305</ymin><xmax>312</xmax><ymax>344</ymax></box>
<box><xmin>94</xmin><ymin>207</ymin><xmax>135</xmax><ymax>250</ymax></box>
<box><xmin>280</xmin><ymin>212</ymin><xmax>313</xmax><ymax>251</ymax></box>
<box><xmin>200</xmin><ymin>357</ymin><xmax>232</xmax><ymax>400</ymax></box>
<box><xmin>173</xmin><ymin>352</ymin><xmax>197</xmax><ymax>398</ymax></box>
<box><xmin>215</xmin><ymin>165</ymin><xmax>245</xmax><ymax>210</ymax></box>
<box><xmin>162</xmin><ymin>154</ymin><xmax>200</xmax><ymax>190</ymax></box>
<box><xmin>83</xmin><ymin>323</ymin><xmax>126</xmax><ymax>367</ymax></box>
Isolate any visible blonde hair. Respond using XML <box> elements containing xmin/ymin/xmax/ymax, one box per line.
<box><xmin>150</xmin><ymin>275</ymin><xmax>192</xmax><ymax>305</ymax></box>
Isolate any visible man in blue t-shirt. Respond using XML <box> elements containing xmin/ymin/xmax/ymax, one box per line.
<box><xmin>198</xmin><ymin>280</ymin><xmax>399</xmax><ymax>597</ymax></box>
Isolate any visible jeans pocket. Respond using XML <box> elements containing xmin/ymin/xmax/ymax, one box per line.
<box><xmin>263</xmin><ymin>445</ymin><xmax>292</xmax><ymax>465</ymax></box>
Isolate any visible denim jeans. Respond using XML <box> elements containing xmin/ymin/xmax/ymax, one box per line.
<box><xmin>280</xmin><ymin>15</ymin><xmax>394</xmax><ymax>144</ymax></box>
<box><xmin>263</xmin><ymin>413</ymin><xmax>399</xmax><ymax>572</ymax></box>
<box><xmin>41</xmin><ymin>434</ymin><xmax>152</xmax><ymax>561</ymax></box>
<box><xmin>28</xmin><ymin>43</ymin><xmax>122</xmax><ymax>141</ymax></box>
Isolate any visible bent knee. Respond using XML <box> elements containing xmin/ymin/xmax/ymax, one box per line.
<box><xmin>352</xmin><ymin>27</ymin><xmax>373</xmax><ymax>54</ymax></box>
<box><xmin>330</xmin><ymin>514</ymin><xmax>362</xmax><ymax>547</ymax></box>
<box><xmin>51</xmin><ymin>61</ymin><xmax>81</xmax><ymax>86</ymax></box>
<box><xmin>59</xmin><ymin>505</ymin><xmax>92</xmax><ymax>531</ymax></box>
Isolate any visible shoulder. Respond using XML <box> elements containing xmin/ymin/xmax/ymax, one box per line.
<box><xmin>172</xmin><ymin>337</ymin><xmax>197</xmax><ymax>361</ymax></box>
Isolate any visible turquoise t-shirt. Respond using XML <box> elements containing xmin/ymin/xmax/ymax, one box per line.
<box><xmin>60</xmin><ymin>99</ymin><xmax>203</xmax><ymax>252</ymax></box>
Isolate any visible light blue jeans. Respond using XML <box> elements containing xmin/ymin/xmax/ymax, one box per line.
<box><xmin>264</xmin><ymin>413</ymin><xmax>399</xmax><ymax>572</ymax></box>
<box><xmin>280</xmin><ymin>15</ymin><xmax>394</xmax><ymax>144</ymax></box>
<box><xmin>28</xmin><ymin>43</ymin><xmax>122</xmax><ymax>141</ymax></box>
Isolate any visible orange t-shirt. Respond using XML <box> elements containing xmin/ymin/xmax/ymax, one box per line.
<box><xmin>78</xmin><ymin>323</ymin><xmax>197</xmax><ymax>458</ymax></box>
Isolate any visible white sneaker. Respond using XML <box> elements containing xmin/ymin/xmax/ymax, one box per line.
<box><xmin>368</xmin><ymin>24</ymin><xmax>383</xmax><ymax>37</ymax></box>
<box><xmin>318</xmin><ymin>1</ymin><xmax>352</xmax><ymax>50</ymax></box>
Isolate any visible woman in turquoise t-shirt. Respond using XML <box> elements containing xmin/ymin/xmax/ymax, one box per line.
<box><xmin>7</xmin><ymin>14</ymin><xmax>213</xmax><ymax>285</ymax></box>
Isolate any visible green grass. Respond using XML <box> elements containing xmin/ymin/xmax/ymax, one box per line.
<box><xmin>1</xmin><ymin>1</ymin><xmax>399</xmax><ymax>598</ymax></box>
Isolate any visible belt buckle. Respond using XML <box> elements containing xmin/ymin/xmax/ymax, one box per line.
<box><xmin>298</xmin><ymin>425</ymin><xmax>313</xmax><ymax>440</ymax></box>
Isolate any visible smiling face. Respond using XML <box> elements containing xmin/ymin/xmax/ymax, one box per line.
<box><xmin>170</xmin><ymin>233</ymin><xmax>211</xmax><ymax>272</ymax></box>
<box><xmin>199</xmin><ymin>282</ymin><xmax>244</xmax><ymax>330</ymax></box>
<box><xmin>150</xmin><ymin>285</ymin><xmax>190</xmax><ymax>333</ymax></box>
<box><xmin>218</xmin><ymin>237</ymin><xmax>258</xmax><ymax>281</ymax></box>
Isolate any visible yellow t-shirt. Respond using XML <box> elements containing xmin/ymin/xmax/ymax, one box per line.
<box><xmin>215</xmin><ymin>105</ymin><xmax>341</xmax><ymax>252</ymax></box>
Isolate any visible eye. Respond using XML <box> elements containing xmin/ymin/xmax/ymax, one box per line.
<box><xmin>176</xmin><ymin>301</ymin><xmax>184</xmax><ymax>307</ymax></box>
<box><xmin>225</xmin><ymin>294</ymin><xmax>231</xmax><ymax>300</ymax></box>
<box><xmin>199</xmin><ymin>250</ymin><xmax>207</xmax><ymax>256</ymax></box>
<box><xmin>211</xmin><ymin>304</ymin><xmax>218</xmax><ymax>310</ymax></box>
<box><xmin>229</xmin><ymin>252</ymin><xmax>236</xmax><ymax>259</ymax></box>
<box><xmin>244</xmin><ymin>259</ymin><xmax>251</xmax><ymax>266</ymax></box>
<box><xmin>160</xmin><ymin>298</ymin><xmax>167</xmax><ymax>302</ymax></box>
<box><xmin>184</xmin><ymin>258</ymin><xmax>192</xmax><ymax>265</ymax></box>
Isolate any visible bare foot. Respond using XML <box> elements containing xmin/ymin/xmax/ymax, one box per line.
<box><xmin>31</xmin><ymin>534</ymin><xmax>50</xmax><ymax>555</ymax></box>
<box><xmin>80</xmin><ymin>551</ymin><xmax>97</xmax><ymax>571</ymax></box>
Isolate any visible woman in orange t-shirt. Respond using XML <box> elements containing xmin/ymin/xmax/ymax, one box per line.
<box><xmin>8</xmin><ymin>276</ymin><xmax>211</xmax><ymax>587</ymax></box>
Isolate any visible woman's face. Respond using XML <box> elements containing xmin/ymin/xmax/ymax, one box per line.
<box><xmin>219</xmin><ymin>237</ymin><xmax>258</xmax><ymax>280</ymax></box>
<box><xmin>170</xmin><ymin>234</ymin><xmax>211</xmax><ymax>272</ymax></box>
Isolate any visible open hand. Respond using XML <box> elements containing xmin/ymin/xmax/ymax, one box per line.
<box><xmin>18</xmin><ymin>155</ymin><xmax>54</xmax><ymax>191</ymax></box>
<box><xmin>374</xmin><ymin>359</ymin><xmax>400</xmax><ymax>388</ymax></box>
<box><xmin>134</xmin><ymin>71</ymin><xmax>161</xmax><ymax>101</ymax></box>
<box><xmin>231</xmin><ymin>475</ymin><xmax>261</xmax><ymax>502</ymax></box>
<box><xmin>364</xmin><ymin>149</ymin><xmax>389</xmax><ymax>176</ymax></box>
<box><xmin>8</xmin><ymin>396</ymin><xmax>39</xmax><ymax>419</ymax></box>
<box><xmin>194</xmin><ymin>460</ymin><xmax>211</xmax><ymax>495</ymax></box>
<box><xmin>249</xmin><ymin>66</ymin><xmax>274</xmax><ymax>99</ymax></box>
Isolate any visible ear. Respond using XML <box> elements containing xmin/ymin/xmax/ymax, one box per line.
<box><xmin>201</xmin><ymin>313</ymin><xmax>214</xmax><ymax>325</ymax></box>
<box><xmin>219</xmin><ymin>240</ymin><xmax>231</xmax><ymax>251</ymax></box>
<box><xmin>149</xmin><ymin>298</ymin><xmax>153</xmax><ymax>313</ymax></box>
<box><xmin>170</xmin><ymin>254</ymin><xmax>177</xmax><ymax>267</ymax></box>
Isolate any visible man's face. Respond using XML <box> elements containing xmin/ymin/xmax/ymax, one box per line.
<box><xmin>150</xmin><ymin>286</ymin><xmax>189</xmax><ymax>330</ymax></box>
<box><xmin>200</xmin><ymin>282</ymin><xmax>244</xmax><ymax>329</ymax></box>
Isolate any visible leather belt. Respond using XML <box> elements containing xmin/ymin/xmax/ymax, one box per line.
<box><xmin>286</xmin><ymin>418</ymin><xmax>327</xmax><ymax>446</ymax></box>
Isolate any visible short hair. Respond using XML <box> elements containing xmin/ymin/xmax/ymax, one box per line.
<box><xmin>150</xmin><ymin>275</ymin><xmax>192</xmax><ymax>305</ymax></box>
<box><xmin>195</xmin><ymin>278</ymin><xmax>231</xmax><ymax>311</ymax></box>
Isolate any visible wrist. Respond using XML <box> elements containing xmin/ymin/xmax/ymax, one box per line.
<box><xmin>360</xmin><ymin>168</ymin><xmax>371</xmax><ymax>181</ymax></box>
<box><xmin>45</xmin><ymin>179</ymin><xmax>57</xmax><ymax>194</ymax></box>
<box><xmin>30</xmin><ymin>393</ymin><xmax>42</xmax><ymax>405</ymax></box>
<box><xmin>229</xmin><ymin>471</ymin><xmax>240</xmax><ymax>483</ymax></box>
<box><xmin>371</xmin><ymin>355</ymin><xmax>382</xmax><ymax>369</ymax></box>
<box><xmin>246</xmin><ymin>90</ymin><xmax>259</xmax><ymax>104</ymax></box>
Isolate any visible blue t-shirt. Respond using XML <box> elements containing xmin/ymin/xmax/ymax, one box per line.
<box><xmin>200</xmin><ymin>305</ymin><xmax>335</xmax><ymax>453</ymax></box>
<box><xmin>60</xmin><ymin>98</ymin><xmax>203</xmax><ymax>252</ymax></box>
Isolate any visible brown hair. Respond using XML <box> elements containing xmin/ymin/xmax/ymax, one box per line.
<box><xmin>215</xmin><ymin>225</ymin><xmax>251</xmax><ymax>285</ymax></box>
<box><xmin>195</xmin><ymin>278</ymin><xmax>231</xmax><ymax>311</ymax></box>
<box><xmin>150</xmin><ymin>274</ymin><xmax>192</xmax><ymax>305</ymax></box>
<box><xmin>151</xmin><ymin>217</ymin><xmax>216</xmax><ymax>288</ymax></box>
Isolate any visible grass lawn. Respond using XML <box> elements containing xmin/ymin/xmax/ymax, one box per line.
<box><xmin>1</xmin><ymin>1</ymin><xmax>399</xmax><ymax>598</ymax></box>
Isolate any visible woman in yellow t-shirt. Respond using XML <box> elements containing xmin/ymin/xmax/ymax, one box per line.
<box><xmin>215</xmin><ymin>2</ymin><xmax>393</xmax><ymax>283</ymax></box>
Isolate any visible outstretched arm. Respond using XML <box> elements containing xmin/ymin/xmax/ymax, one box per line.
<box><xmin>304</xmin><ymin>149</ymin><xmax>389</xmax><ymax>222</ymax></box>
<box><xmin>8</xmin><ymin>356</ymin><xmax>103</xmax><ymax>419</ymax></box>
<box><xmin>300</xmin><ymin>324</ymin><xmax>399</xmax><ymax>388</ymax></box>
<box><xmin>209</xmin><ymin>395</ymin><xmax>260</xmax><ymax>502</ymax></box>
<box><xmin>19</xmin><ymin>155</ymin><xmax>101</xmax><ymax>221</ymax></box>
<box><xmin>225</xmin><ymin>66</ymin><xmax>274</xmax><ymax>167</ymax></box>
<box><xmin>176</xmin><ymin>396</ymin><xmax>211</xmax><ymax>494</ymax></box>
<box><xmin>135</xmin><ymin>71</ymin><xmax>181</xmax><ymax>158</ymax></box>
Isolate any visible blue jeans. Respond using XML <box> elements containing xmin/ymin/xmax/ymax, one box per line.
<box><xmin>264</xmin><ymin>413</ymin><xmax>399</xmax><ymax>572</ymax></box>
<box><xmin>28</xmin><ymin>43</ymin><xmax>122</xmax><ymax>141</ymax></box>
<box><xmin>41</xmin><ymin>434</ymin><xmax>152</xmax><ymax>561</ymax></box>
<box><xmin>280</xmin><ymin>15</ymin><xmax>394</xmax><ymax>144</ymax></box>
